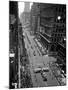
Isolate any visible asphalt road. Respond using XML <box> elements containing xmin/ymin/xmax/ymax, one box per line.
<box><xmin>23</xmin><ymin>28</ymin><xmax>60</xmax><ymax>87</ymax></box>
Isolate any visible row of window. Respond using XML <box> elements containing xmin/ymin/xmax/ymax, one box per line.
<box><xmin>40</xmin><ymin>24</ymin><xmax>65</xmax><ymax>33</ymax></box>
<box><xmin>53</xmin><ymin>24</ymin><xmax>65</xmax><ymax>33</ymax></box>
<box><xmin>56</xmin><ymin>17</ymin><xmax>66</xmax><ymax>23</ymax></box>
<box><xmin>53</xmin><ymin>29</ymin><xmax>65</xmax><ymax>33</ymax></box>
<box><xmin>54</xmin><ymin>24</ymin><xmax>65</xmax><ymax>29</ymax></box>
<box><xmin>52</xmin><ymin>33</ymin><xmax>65</xmax><ymax>37</ymax></box>
<box><xmin>51</xmin><ymin>37</ymin><xmax>62</xmax><ymax>42</ymax></box>
<box><xmin>55</xmin><ymin>6</ymin><xmax>66</xmax><ymax>13</ymax></box>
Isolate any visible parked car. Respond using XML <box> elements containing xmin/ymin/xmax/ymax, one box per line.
<box><xmin>41</xmin><ymin>71</ymin><xmax>47</xmax><ymax>81</ymax></box>
<box><xmin>34</xmin><ymin>67</ymin><xmax>41</xmax><ymax>73</ymax></box>
<box><xmin>33</xmin><ymin>51</ymin><xmax>36</xmax><ymax>56</ymax></box>
<box><xmin>42</xmin><ymin>67</ymin><xmax>49</xmax><ymax>72</ymax></box>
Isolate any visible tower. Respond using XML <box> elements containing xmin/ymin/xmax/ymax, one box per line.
<box><xmin>24</xmin><ymin>2</ymin><xmax>30</xmax><ymax>12</ymax></box>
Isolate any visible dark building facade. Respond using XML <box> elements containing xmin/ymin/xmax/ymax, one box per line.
<box><xmin>9</xmin><ymin>1</ymin><xmax>18</xmax><ymax>89</ymax></box>
<box><xmin>30</xmin><ymin>3</ymin><xmax>66</xmax><ymax>73</ymax></box>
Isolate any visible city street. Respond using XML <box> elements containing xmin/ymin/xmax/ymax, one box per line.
<box><xmin>9</xmin><ymin>2</ymin><xmax>66</xmax><ymax>89</ymax></box>
<box><xmin>23</xmin><ymin>27</ymin><xmax>60</xmax><ymax>87</ymax></box>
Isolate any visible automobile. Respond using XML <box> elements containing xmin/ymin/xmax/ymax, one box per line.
<box><xmin>41</xmin><ymin>71</ymin><xmax>47</xmax><ymax>81</ymax></box>
<box><xmin>61</xmin><ymin>77</ymin><xmax>66</xmax><ymax>85</ymax></box>
<box><xmin>41</xmin><ymin>67</ymin><xmax>49</xmax><ymax>72</ymax></box>
<box><xmin>61</xmin><ymin>70</ymin><xmax>66</xmax><ymax>77</ymax></box>
<box><xmin>33</xmin><ymin>51</ymin><xmax>36</xmax><ymax>56</ymax></box>
<box><xmin>33</xmin><ymin>67</ymin><xmax>41</xmax><ymax>73</ymax></box>
<box><xmin>42</xmin><ymin>51</ymin><xmax>47</xmax><ymax>55</ymax></box>
<box><xmin>40</xmin><ymin>48</ymin><xmax>47</xmax><ymax>55</ymax></box>
<box><xmin>31</xmin><ymin>46</ymin><xmax>33</xmax><ymax>49</ymax></box>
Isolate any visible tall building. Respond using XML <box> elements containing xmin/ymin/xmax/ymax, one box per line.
<box><xmin>20</xmin><ymin>2</ymin><xmax>30</xmax><ymax>26</ymax></box>
<box><xmin>30</xmin><ymin>3</ymin><xmax>40</xmax><ymax>34</ymax></box>
<box><xmin>9</xmin><ymin>1</ymin><xmax>18</xmax><ymax>89</ymax></box>
<box><xmin>24</xmin><ymin>2</ymin><xmax>30</xmax><ymax>12</ymax></box>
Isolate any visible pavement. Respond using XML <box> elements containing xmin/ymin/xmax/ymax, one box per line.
<box><xmin>23</xmin><ymin>28</ymin><xmax>60</xmax><ymax>87</ymax></box>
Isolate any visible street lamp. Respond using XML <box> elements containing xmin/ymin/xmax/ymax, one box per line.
<box><xmin>57</xmin><ymin>16</ymin><xmax>61</xmax><ymax>20</ymax></box>
<box><xmin>64</xmin><ymin>37</ymin><xmax>66</xmax><ymax>41</ymax></box>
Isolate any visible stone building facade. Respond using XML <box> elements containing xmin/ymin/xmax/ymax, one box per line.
<box><xmin>30</xmin><ymin>3</ymin><xmax>66</xmax><ymax>73</ymax></box>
